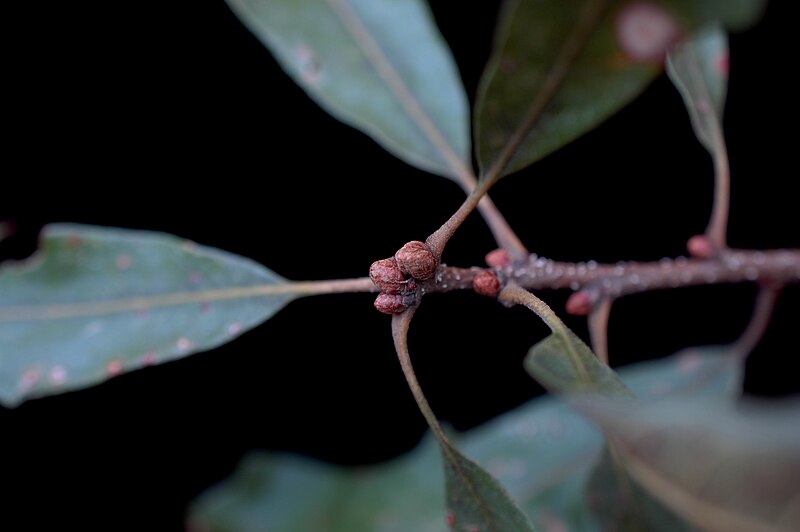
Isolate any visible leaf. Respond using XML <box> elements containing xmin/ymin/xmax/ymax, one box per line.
<box><xmin>0</xmin><ymin>223</ymin><xmax>295</xmax><ymax>406</ymax></box>
<box><xmin>523</xmin><ymin>305</ymin><xmax>747</xmax><ymax>530</ymax></box>
<box><xmin>580</xmin><ymin>347</ymin><xmax>747</xmax><ymax>529</ymax></box>
<box><xmin>439</xmin><ymin>439</ymin><xmax>538</xmax><ymax>531</ymax></box>
<box><xmin>474</xmin><ymin>0</ymin><xmax>764</xmax><ymax>179</ymax></box>
<box><xmin>189</xmin><ymin>395</ymin><xmax>599</xmax><ymax>531</ymax></box>
<box><xmin>189</xmin><ymin>437</ymin><xmax>448</xmax><ymax>532</ymax></box>
<box><xmin>666</xmin><ymin>24</ymin><xmax>728</xmax><ymax>152</ymax></box>
<box><xmin>224</xmin><ymin>0</ymin><xmax>471</xmax><ymax>181</ymax></box>
<box><xmin>524</xmin><ymin>327</ymin><xmax>634</xmax><ymax>399</ymax></box>
<box><xmin>189</xmin><ymin>346</ymin><xmax>743</xmax><ymax>531</ymax></box>
<box><xmin>577</xmin><ymin>395</ymin><xmax>800</xmax><ymax>532</ymax></box>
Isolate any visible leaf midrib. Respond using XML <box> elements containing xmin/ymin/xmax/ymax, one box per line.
<box><xmin>0</xmin><ymin>277</ymin><xmax>375</xmax><ymax>321</ymax></box>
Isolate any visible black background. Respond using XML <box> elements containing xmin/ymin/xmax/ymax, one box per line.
<box><xmin>2</xmin><ymin>1</ymin><xmax>798</xmax><ymax>529</ymax></box>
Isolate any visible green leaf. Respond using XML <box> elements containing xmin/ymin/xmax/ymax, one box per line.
<box><xmin>524</xmin><ymin>327</ymin><xmax>634</xmax><ymax>399</ymax></box>
<box><xmin>0</xmin><ymin>224</ymin><xmax>295</xmax><ymax>406</ymax></box>
<box><xmin>225</xmin><ymin>0</ymin><xmax>471</xmax><ymax>180</ymax></box>
<box><xmin>577</xmin><ymin>396</ymin><xmax>800</xmax><ymax>532</ymax></box>
<box><xmin>189</xmin><ymin>437</ymin><xmax>448</xmax><ymax>532</ymax></box>
<box><xmin>475</xmin><ymin>0</ymin><xmax>764</xmax><ymax>179</ymax></box>
<box><xmin>190</xmin><ymin>396</ymin><xmax>597</xmax><ymax>531</ymax></box>
<box><xmin>439</xmin><ymin>439</ymin><xmax>537</xmax><ymax>531</ymax></box>
<box><xmin>189</xmin><ymin>347</ymin><xmax>742</xmax><ymax>531</ymax></box>
<box><xmin>666</xmin><ymin>24</ymin><xmax>728</xmax><ymax>152</ymax></box>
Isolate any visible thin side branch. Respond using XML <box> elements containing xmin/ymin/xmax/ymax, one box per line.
<box><xmin>475</xmin><ymin>194</ymin><xmax>529</xmax><ymax>259</ymax></box>
<box><xmin>391</xmin><ymin>308</ymin><xmax>449</xmax><ymax>444</ymax></box>
<box><xmin>425</xmin><ymin>184</ymin><xmax>490</xmax><ymax>260</ymax></box>
<box><xmin>588</xmin><ymin>298</ymin><xmax>612</xmax><ymax>365</ymax></box>
<box><xmin>707</xmin><ymin>135</ymin><xmax>730</xmax><ymax>250</ymax></box>
<box><xmin>731</xmin><ymin>283</ymin><xmax>782</xmax><ymax>356</ymax></box>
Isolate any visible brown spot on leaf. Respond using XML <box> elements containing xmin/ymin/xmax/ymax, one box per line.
<box><xmin>49</xmin><ymin>365</ymin><xmax>67</xmax><ymax>385</ymax></box>
<box><xmin>615</xmin><ymin>2</ymin><xmax>681</xmax><ymax>63</ymax></box>
<box><xmin>107</xmin><ymin>359</ymin><xmax>123</xmax><ymax>377</ymax></box>
<box><xmin>115</xmin><ymin>254</ymin><xmax>132</xmax><ymax>270</ymax></box>
<box><xmin>296</xmin><ymin>44</ymin><xmax>322</xmax><ymax>85</ymax></box>
<box><xmin>715</xmin><ymin>52</ymin><xmax>730</xmax><ymax>75</ymax></box>
<box><xmin>20</xmin><ymin>367</ymin><xmax>41</xmax><ymax>393</ymax></box>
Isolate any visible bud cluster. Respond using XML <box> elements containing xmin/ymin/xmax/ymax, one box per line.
<box><xmin>370</xmin><ymin>241</ymin><xmax>436</xmax><ymax>314</ymax></box>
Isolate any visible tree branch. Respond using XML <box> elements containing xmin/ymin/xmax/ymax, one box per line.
<box><xmin>418</xmin><ymin>249</ymin><xmax>800</xmax><ymax>299</ymax></box>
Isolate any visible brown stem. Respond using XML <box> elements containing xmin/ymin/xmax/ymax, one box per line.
<box><xmin>391</xmin><ymin>308</ymin><xmax>449</xmax><ymax>444</ymax></box>
<box><xmin>419</xmin><ymin>249</ymin><xmax>800</xmax><ymax>299</ymax></box>
<box><xmin>425</xmin><ymin>183</ymin><xmax>490</xmax><ymax>261</ymax></box>
<box><xmin>475</xmin><ymin>194</ymin><xmax>529</xmax><ymax>259</ymax></box>
<box><xmin>391</xmin><ymin>306</ymin><xmax>531</xmax><ymax>531</ymax></box>
<box><xmin>707</xmin><ymin>136</ymin><xmax>730</xmax><ymax>250</ymax></box>
<box><xmin>588</xmin><ymin>297</ymin><xmax>612</xmax><ymax>365</ymax></box>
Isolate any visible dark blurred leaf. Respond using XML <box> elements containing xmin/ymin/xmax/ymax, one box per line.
<box><xmin>475</xmin><ymin>0</ymin><xmax>764</xmax><ymax>179</ymax></box>
<box><xmin>224</xmin><ymin>0</ymin><xmax>470</xmax><ymax>180</ymax></box>
<box><xmin>526</xmin><ymin>324</ymin><xmax>746</xmax><ymax>530</ymax></box>
<box><xmin>576</xmin><ymin>396</ymin><xmax>800</xmax><ymax>532</ymax></box>
<box><xmin>0</xmin><ymin>224</ymin><xmax>294</xmax><ymax>406</ymax></box>
<box><xmin>190</xmin><ymin>346</ymin><xmax>746</xmax><ymax>530</ymax></box>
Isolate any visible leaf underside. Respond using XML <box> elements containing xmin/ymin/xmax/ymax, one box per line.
<box><xmin>189</xmin><ymin>347</ymin><xmax>753</xmax><ymax>531</ymax></box>
<box><xmin>224</xmin><ymin>0</ymin><xmax>470</xmax><ymax>180</ymax></box>
<box><xmin>579</xmin><ymin>396</ymin><xmax>800</xmax><ymax>532</ymax></box>
<box><xmin>0</xmin><ymin>224</ymin><xmax>293</xmax><ymax>406</ymax></box>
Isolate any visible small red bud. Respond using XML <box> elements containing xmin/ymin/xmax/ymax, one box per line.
<box><xmin>395</xmin><ymin>241</ymin><xmax>437</xmax><ymax>280</ymax></box>
<box><xmin>485</xmin><ymin>249</ymin><xmax>512</xmax><ymax>268</ymax></box>
<box><xmin>473</xmin><ymin>270</ymin><xmax>501</xmax><ymax>298</ymax></box>
<box><xmin>373</xmin><ymin>293</ymin><xmax>408</xmax><ymax>314</ymax></box>
<box><xmin>686</xmin><ymin>234</ymin><xmax>715</xmax><ymax>258</ymax></box>
<box><xmin>369</xmin><ymin>258</ymin><xmax>406</xmax><ymax>294</ymax></box>
<box><xmin>566</xmin><ymin>291</ymin><xmax>592</xmax><ymax>315</ymax></box>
